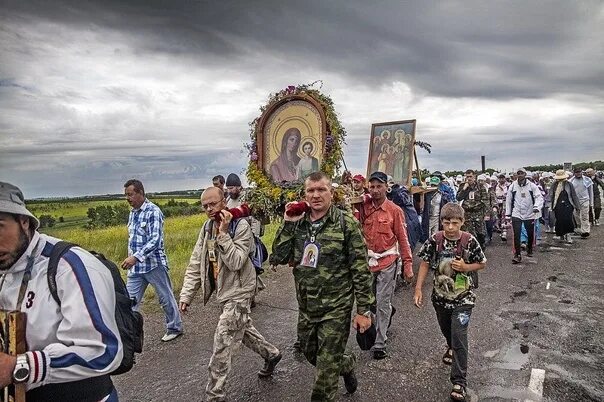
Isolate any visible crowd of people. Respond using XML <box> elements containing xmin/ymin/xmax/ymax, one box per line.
<box><xmin>0</xmin><ymin>164</ymin><xmax>601</xmax><ymax>401</ymax></box>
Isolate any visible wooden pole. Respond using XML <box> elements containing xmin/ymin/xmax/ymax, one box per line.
<box><xmin>414</xmin><ymin>147</ymin><xmax>421</xmax><ymax>183</ymax></box>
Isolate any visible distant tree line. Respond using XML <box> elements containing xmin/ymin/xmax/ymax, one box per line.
<box><xmin>524</xmin><ymin>160</ymin><xmax>604</xmax><ymax>172</ymax></box>
<box><xmin>86</xmin><ymin>199</ymin><xmax>201</xmax><ymax>228</ymax></box>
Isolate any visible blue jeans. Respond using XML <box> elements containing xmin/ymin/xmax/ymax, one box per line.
<box><xmin>127</xmin><ymin>266</ymin><xmax>183</xmax><ymax>333</ymax></box>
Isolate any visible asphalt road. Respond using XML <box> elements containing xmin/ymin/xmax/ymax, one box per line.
<box><xmin>114</xmin><ymin>225</ymin><xmax>604</xmax><ymax>402</ymax></box>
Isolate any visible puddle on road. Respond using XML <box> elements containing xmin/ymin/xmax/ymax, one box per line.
<box><xmin>491</xmin><ymin>344</ymin><xmax>530</xmax><ymax>370</ymax></box>
<box><xmin>481</xmin><ymin>385</ymin><xmax>543</xmax><ymax>401</ymax></box>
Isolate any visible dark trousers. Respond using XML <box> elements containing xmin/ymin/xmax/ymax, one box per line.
<box><xmin>589</xmin><ymin>207</ymin><xmax>601</xmax><ymax>222</ymax></box>
<box><xmin>434</xmin><ymin>304</ymin><xmax>473</xmax><ymax>387</ymax></box>
<box><xmin>511</xmin><ymin>217</ymin><xmax>535</xmax><ymax>256</ymax></box>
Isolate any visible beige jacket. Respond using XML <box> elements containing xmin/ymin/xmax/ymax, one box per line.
<box><xmin>179</xmin><ymin>218</ymin><xmax>256</xmax><ymax>306</ymax></box>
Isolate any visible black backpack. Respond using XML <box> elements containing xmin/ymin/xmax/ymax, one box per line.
<box><xmin>47</xmin><ymin>241</ymin><xmax>144</xmax><ymax>375</ymax></box>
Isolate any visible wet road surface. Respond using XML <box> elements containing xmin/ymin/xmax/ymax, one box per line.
<box><xmin>115</xmin><ymin>226</ymin><xmax>604</xmax><ymax>401</ymax></box>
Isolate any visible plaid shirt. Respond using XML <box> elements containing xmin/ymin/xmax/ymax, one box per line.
<box><xmin>127</xmin><ymin>199</ymin><xmax>168</xmax><ymax>274</ymax></box>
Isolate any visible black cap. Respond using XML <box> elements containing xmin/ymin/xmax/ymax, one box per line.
<box><xmin>355</xmin><ymin>323</ymin><xmax>377</xmax><ymax>351</ymax></box>
<box><xmin>226</xmin><ymin>173</ymin><xmax>242</xmax><ymax>187</ymax></box>
<box><xmin>431</xmin><ymin>171</ymin><xmax>443</xmax><ymax>179</ymax></box>
<box><xmin>368</xmin><ymin>171</ymin><xmax>388</xmax><ymax>183</ymax></box>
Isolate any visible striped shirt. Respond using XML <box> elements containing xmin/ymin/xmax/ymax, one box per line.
<box><xmin>127</xmin><ymin>199</ymin><xmax>168</xmax><ymax>274</ymax></box>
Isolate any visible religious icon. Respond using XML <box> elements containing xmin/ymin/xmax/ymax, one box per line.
<box><xmin>257</xmin><ymin>95</ymin><xmax>326</xmax><ymax>184</ymax></box>
<box><xmin>367</xmin><ymin>120</ymin><xmax>416</xmax><ymax>186</ymax></box>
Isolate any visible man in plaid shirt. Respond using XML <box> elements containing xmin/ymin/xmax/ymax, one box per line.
<box><xmin>121</xmin><ymin>179</ymin><xmax>183</xmax><ymax>342</ymax></box>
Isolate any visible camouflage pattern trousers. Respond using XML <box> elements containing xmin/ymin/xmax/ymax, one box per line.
<box><xmin>298</xmin><ymin>312</ymin><xmax>356</xmax><ymax>402</ymax></box>
<box><xmin>462</xmin><ymin>215</ymin><xmax>486</xmax><ymax>248</ymax></box>
<box><xmin>206</xmin><ymin>298</ymin><xmax>280</xmax><ymax>402</ymax></box>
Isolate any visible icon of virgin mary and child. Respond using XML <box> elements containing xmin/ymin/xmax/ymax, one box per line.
<box><xmin>269</xmin><ymin>127</ymin><xmax>319</xmax><ymax>183</ymax></box>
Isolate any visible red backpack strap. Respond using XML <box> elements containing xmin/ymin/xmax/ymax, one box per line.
<box><xmin>456</xmin><ymin>231</ymin><xmax>472</xmax><ymax>257</ymax></box>
<box><xmin>434</xmin><ymin>231</ymin><xmax>445</xmax><ymax>253</ymax></box>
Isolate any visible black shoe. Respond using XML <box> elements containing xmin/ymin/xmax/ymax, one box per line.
<box><xmin>373</xmin><ymin>349</ymin><xmax>388</xmax><ymax>360</ymax></box>
<box><xmin>388</xmin><ymin>306</ymin><xmax>396</xmax><ymax>329</ymax></box>
<box><xmin>258</xmin><ymin>352</ymin><xmax>282</xmax><ymax>378</ymax></box>
<box><xmin>580</xmin><ymin>232</ymin><xmax>590</xmax><ymax>238</ymax></box>
<box><xmin>526</xmin><ymin>250</ymin><xmax>534</xmax><ymax>257</ymax></box>
<box><xmin>342</xmin><ymin>369</ymin><xmax>358</xmax><ymax>394</ymax></box>
<box><xmin>512</xmin><ymin>255</ymin><xmax>522</xmax><ymax>264</ymax></box>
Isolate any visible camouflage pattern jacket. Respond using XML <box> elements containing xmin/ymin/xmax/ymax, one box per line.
<box><xmin>270</xmin><ymin>205</ymin><xmax>375</xmax><ymax>321</ymax></box>
<box><xmin>456</xmin><ymin>182</ymin><xmax>489</xmax><ymax>219</ymax></box>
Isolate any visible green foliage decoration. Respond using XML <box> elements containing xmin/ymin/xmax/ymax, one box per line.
<box><xmin>244</xmin><ymin>82</ymin><xmax>346</xmax><ymax>220</ymax></box>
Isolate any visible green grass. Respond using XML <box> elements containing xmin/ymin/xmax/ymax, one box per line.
<box><xmin>28</xmin><ymin>197</ymin><xmax>200</xmax><ymax>230</ymax></box>
<box><xmin>40</xmin><ymin>212</ymin><xmax>280</xmax><ymax>307</ymax></box>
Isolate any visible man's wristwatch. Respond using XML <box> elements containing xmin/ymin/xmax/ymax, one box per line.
<box><xmin>13</xmin><ymin>354</ymin><xmax>30</xmax><ymax>383</ymax></box>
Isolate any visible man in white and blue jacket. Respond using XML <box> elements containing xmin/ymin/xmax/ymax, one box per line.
<box><xmin>0</xmin><ymin>182</ymin><xmax>123</xmax><ymax>402</ymax></box>
<box><xmin>505</xmin><ymin>168</ymin><xmax>544</xmax><ymax>264</ymax></box>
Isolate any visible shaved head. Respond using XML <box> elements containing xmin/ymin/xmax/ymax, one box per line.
<box><xmin>202</xmin><ymin>186</ymin><xmax>224</xmax><ymax>201</ymax></box>
<box><xmin>201</xmin><ymin>186</ymin><xmax>225</xmax><ymax>221</ymax></box>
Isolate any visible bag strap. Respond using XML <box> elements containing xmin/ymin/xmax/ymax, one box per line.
<box><xmin>434</xmin><ymin>231</ymin><xmax>444</xmax><ymax>253</ymax></box>
<box><xmin>456</xmin><ymin>232</ymin><xmax>472</xmax><ymax>257</ymax></box>
<box><xmin>47</xmin><ymin>241</ymin><xmax>76</xmax><ymax>307</ymax></box>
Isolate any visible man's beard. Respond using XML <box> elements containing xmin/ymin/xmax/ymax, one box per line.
<box><xmin>0</xmin><ymin>227</ymin><xmax>30</xmax><ymax>271</ymax></box>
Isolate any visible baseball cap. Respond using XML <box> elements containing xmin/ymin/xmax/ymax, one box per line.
<box><xmin>368</xmin><ymin>171</ymin><xmax>388</xmax><ymax>183</ymax></box>
<box><xmin>352</xmin><ymin>174</ymin><xmax>366</xmax><ymax>182</ymax></box>
<box><xmin>431</xmin><ymin>171</ymin><xmax>444</xmax><ymax>179</ymax></box>
<box><xmin>0</xmin><ymin>182</ymin><xmax>40</xmax><ymax>230</ymax></box>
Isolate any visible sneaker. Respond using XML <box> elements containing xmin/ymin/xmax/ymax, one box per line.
<box><xmin>161</xmin><ymin>331</ymin><xmax>183</xmax><ymax>342</ymax></box>
<box><xmin>342</xmin><ymin>369</ymin><xmax>358</xmax><ymax>394</ymax></box>
<box><xmin>373</xmin><ymin>349</ymin><xmax>388</xmax><ymax>360</ymax></box>
<box><xmin>512</xmin><ymin>255</ymin><xmax>522</xmax><ymax>264</ymax></box>
<box><xmin>565</xmin><ymin>234</ymin><xmax>573</xmax><ymax>244</ymax></box>
<box><xmin>258</xmin><ymin>352</ymin><xmax>282</xmax><ymax>378</ymax></box>
<box><xmin>595</xmin><ymin>220</ymin><xmax>600</xmax><ymax>226</ymax></box>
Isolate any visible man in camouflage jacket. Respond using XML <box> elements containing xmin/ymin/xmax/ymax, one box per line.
<box><xmin>456</xmin><ymin>169</ymin><xmax>489</xmax><ymax>249</ymax></box>
<box><xmin>271</xmin><ymin>172</ymin><xmax>374</xmax><ymax>401</ymax></box>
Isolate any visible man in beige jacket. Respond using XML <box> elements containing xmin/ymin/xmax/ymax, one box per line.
<box><xmin>179</xmin><ymin>187</ymin><xmax>281</xmax><ymax>402</ymax></box>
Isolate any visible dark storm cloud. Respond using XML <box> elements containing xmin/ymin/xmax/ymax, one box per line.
<box><xmin>3</xmin><ymin>0</ymin><xmax>602</xmax><ymax>99</ymax></box>
<box><xmin>1</xmin><ymin>0</ymin><xmax>603</xmax><ymax>197</ymax></box>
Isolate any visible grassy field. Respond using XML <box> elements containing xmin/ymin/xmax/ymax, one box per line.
<box><xmin>35</xmin><ymin>198</ymin><xmax>280</xmax><ymax>306</ymax></box>
<box><xmin>28</xmin><ymin>197</ymin><xmax>199</xmax><ymax>230</ymax></box>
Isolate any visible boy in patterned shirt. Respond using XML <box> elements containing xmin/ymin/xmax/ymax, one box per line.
<box><xmin>414</xmin><ymin>203</ymin><xmax>486</xmax><ymax>401</ymax></box>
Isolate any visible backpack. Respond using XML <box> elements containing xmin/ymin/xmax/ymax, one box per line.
<box><xmin>47</xmin><ymin>241</ymin><xmax>144</xmax><ymax>375</ymax></box>
<box><xmin>205</xmin><ymin>219</ymin><xmax>268</xmax><ymax>274</ymax></box>
<box><xmin>433</xmin><ymin>231</ymin><xmax>479</xmax><ymax>289</ymax></box>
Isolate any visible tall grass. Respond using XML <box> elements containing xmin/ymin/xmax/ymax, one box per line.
<box><xmin>42</xmin><ymin>214</ymin><xmax>280</xmax><ymax>306</ymax></box>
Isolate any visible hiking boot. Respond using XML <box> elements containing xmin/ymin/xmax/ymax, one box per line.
<box><xmin>512</xmin><ymin>255</ymin><xmax>522</xmax><ymax>264</ymax></box>
<box><xmin>161</xmin><ymin>331</ymin><xmax>183</xmax><ymax>342</ymax></box>
<box><xmin>258</xmin><ymin>352</ymin><xmax>282</xmax><ymax>378</ymax></box>
<box><xmin>373</xmin><ymin>349</ymin><xmax>388</xmax><ymax>360</ymax></box>
<box><xmin>342</xmin><ymin>369</ymin><xmax>358</xmax><ymax>394</ymax></box>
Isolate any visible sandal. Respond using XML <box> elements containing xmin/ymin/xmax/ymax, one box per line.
<box><xmin>442</xmin><ymin>348</ymin><xmax>453</xmax><ymax>365</ymax></box>
<box><xmin>450</xmin><ymin>384</ymin><xmax>467</xmax><ymax>401</ymax></box>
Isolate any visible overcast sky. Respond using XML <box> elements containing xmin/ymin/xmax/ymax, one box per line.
<box><xmin>1</xmin><ymin>0</ymin><xmax>603</xmax><ymax>198</ymax></box>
